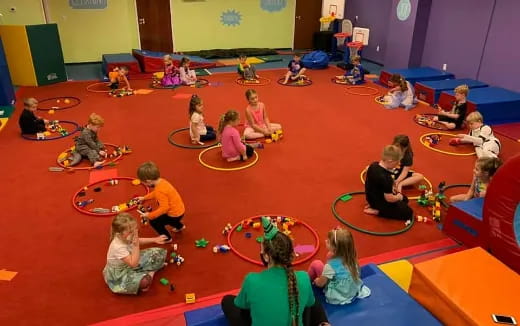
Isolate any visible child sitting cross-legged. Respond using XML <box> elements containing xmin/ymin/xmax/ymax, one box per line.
<box><xmin>74</xmin><ymin>113</ymin><xmax>106</xmax><ymax>168</ymax></box>
<box><xmin>18</xmin><ymin>97</ymin><xmax>49</xmax><ymax>135</ymax></box>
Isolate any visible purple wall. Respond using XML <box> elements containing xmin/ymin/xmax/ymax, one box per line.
<box><xmin>421</xmin><ymin>0</ymin><xmax>494</xmax><ymax>78</ymax></box>
<box><xmin>384</xmin><ymin>0</ymin><xmax>420</xmax><ymax>69</ymax></box>
<box><xmin>478</xmin><ymin>0</ymin><xmax>520</xmax><ymax>92</ymax></box>
<box><xmin>344</xmin><ymin>0</ymin><xmax>392</xmax><ymax>64</ymax></box>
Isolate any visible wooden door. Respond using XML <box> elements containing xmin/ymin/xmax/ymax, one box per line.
<box><xmin>135</xmin><ymin>0</ymin><xmax>173</xmax><ymax>52</ymax></box>
<box><xmin>293</xmin><ymin>0</ymin><xmax>323</xmax><ymax>50</ymax></box>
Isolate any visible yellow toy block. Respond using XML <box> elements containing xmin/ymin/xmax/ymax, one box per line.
<box><xmin>265</xmin><ymin>139</ymin><xmax>272</xmax><ymax>144</ymax></box>
<box><xmin>252</xmin><ymin>222</ymin><xmax>261</xmax><ymax>229</ymax></box>
<box><xmin>58</xmin><ymin>152</ymin><xmax>68</xmax><ymax>161</ymax></box>
<box><xmin>131</xmin><ymin>179</ymin><xmax>141</xmax><ymax>186</ymax></box>
<box><xmin>43</xmin><ymin>131</ymin><xmax>51</xmax><ymax>136</ymax></box>
<box><xmin>118</xmin><ymin>203</ymin><xmax>128</xmax><ymax>212</ymax></box>
<box><xmin>276</xmin><ymin>130</ymin><xmax>283</xmax><ymax>135</ymax></box>
<box><xmin>63</xmin><ymin>160</ymin><xmax>70</xmax><ymax>167</ymax></box>
<box><xmin>185</xmin><ymin>293</ymin><xmax>196</xmax><ymax>304</ymax></box>
<box><xmin>271</xmin><ymin>133</ymin><xmax>279</xmax><ymax>142</ymax></box>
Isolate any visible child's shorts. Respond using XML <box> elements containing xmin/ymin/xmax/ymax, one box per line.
<box><xmin>109</xmin><ymin>82</ymin><xmax>119</xmax><ymax>90</ymax></box>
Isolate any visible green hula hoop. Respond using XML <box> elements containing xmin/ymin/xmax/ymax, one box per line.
<box><xmin>438</xmin><ymin>184</ymin><xmax>471</xmax><ymax>208</ymax></box>
<box><xmin>331</xmin><ymin>191</ymin><xmax>415</xmax><ymax>236</ymax></box>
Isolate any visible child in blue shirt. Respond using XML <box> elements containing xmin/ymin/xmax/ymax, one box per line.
<box><xmin>282</xmin><ymin>53</ymin><xmax>307</xmax><ymax>84</ymax></box>
<box><xmin>308</xmin><ymin>228</ymin><xmax>371</xmax><ymax>305</ymax></box>
<box><xmin>336</xmin><ymin>56</ymin><xmax>365</xmax><ymax>85</ymax></box>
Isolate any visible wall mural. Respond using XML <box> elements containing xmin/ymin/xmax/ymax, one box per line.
<box><xmin>260</xmin><ymin>0</ymin><xmax>287</xmax><ymax>12</ymax></box>
<box><xmin>220</xmin><ymin>9</ymin><xmax>242</xmax><ymax>26</ymax></box>
<box><xmin>69</xmin><ymin>0</ymin><xmax>107</xmax><ymax>9</ymax></box>
<box><xmin>396</xmin><ymin>0</ymin><xmax>412</xmax><ymax>21</ymax></box>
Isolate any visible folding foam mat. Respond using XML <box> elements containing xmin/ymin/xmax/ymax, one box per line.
<box><xmin>415</xmin><ymin>78</ymin><xmax>488</xmax><ymax>105</ymax></box>
<box><xmin>379</xmin><ymin>67</ymin><xmax>454</xmax><ymax>86</ymax></box>
<box><xmin>216</xmin><ymin>57</ymin><xmax>265</xmax><ymax>67</ymax></box>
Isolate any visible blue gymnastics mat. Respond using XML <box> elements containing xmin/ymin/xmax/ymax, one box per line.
<box><xmin>451</xmin><ymin>197</ymin><xmax>484</xmax><ymax>221</ymax></box>
<box><xmin>184</xmin><ymin>264</ymin><xmax>441</xmax><ymax>326</ymax></box>
<box><xmin>415</xmin><ymin>78</ymin><xmax>488</xmax><ymax>105</ymax></box>
<box><xmin>379</xmin><ymin>67</ymin><xmax>454</xmax><ymax>86</ymax></box>
<box><xmin>440</xmin><ymin>87</ymin><xmax>520</xmax><ymax>125</ymax></box>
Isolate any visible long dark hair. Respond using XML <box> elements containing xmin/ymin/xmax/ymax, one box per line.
<box><xmin>263</xmin><ymin>232</ymin><xmax>299</xmax><ymax>326</ymax></box>
<box><xmin>389</xmin><ymin>74</ymin><xmax>408</xmax><ymax>91</ymax></box>
<box><xmin>217</xmin><ymin>110</ymin><xmax>239</xmax><ymax>135</ymax></box>
<box><xmin>393</xmin><ymin>134</ymin><xmax>412</xmax><ymax>157</ymax></box>
<box><xmin>189</xmin><ymin>95</ymin><xmax>202</xmax><ymax>117</ymax></box>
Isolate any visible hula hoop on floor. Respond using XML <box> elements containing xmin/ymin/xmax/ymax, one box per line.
<box><xmin>150</xmin><ymin>83</ymin><xmax>180</xmax><ymax>90</ymax></box>
<box><xmin>198</xmin><ymin>144</ymin><xmax>259</xmax><ymax>171</ymax></box>
<box><xmin>192</xmin><ymin>79</ymin><xmax>209</xmax><ymax>88</ymax></box>
<box><xmin>227</xmin><ymin>214</ymin><xmax>320</xmax><ymax>266</ymax></box>
<box><xmin>277</xmin><ymin>77</ymin><xmax>313</xmax><ymax>87</ymax></box>
<box><xmin>414</xmin><ymin>113</ymin><xmax>451</xmax><ymax>131</ymax></box>
<box><xmin>21</xmin><ymin>120</ymin><xmax>80</xmax><ymax>141</ymax></box>
<box><xmin>346</xmin><ymin>86</ymin><xmax>379</xmax><ymax>96</ymax></box>
<box><xmin>167</xmin><ymin>127</ymin><xmax>217</xmax><ymax>149</ymax></box>
<box><xmin>236</xmin><ymin>77</ymin><xmax>271</xmax><ymax>86</ymax></box>
<box><xmin>332</xmin><ymin>191</ymin><xmax>415</xmax><ymax>236</ymax></box>
<box><xmin>331</xmin><ymin>77</ymin><xmax>350</xmax><ymax>85</ymax></box>
<box><xmin>37</xmin><ymin>97</ymin><xmax>81</xmax><ymax>111</ymax></box>
<box><xmin>420</xmin><ymin>132</ymin><xmax>476</xmax><ymax>156</ymax></box>
<box><xmin>72</xmin><ymin>177</ymin><xmax>149</xmax><ymax>217</ymax></box>
<box><xmin>359</xmin><ymin>166</ymin><xmax>433</xmax><ymax>200</ymax></box>
<box><xmin>56</xmin><ymin>143</ymin><xmax>126</xmax><ymax>170</ymax></box>
<box><xmin>86</xmin><ymin>82</ymin><xmax>119</xmax><ymax>93</ymax></box>
<box><xmin>375</xmin><ymin>95</ymin><xmax>391</xmax><ymax>105</ymax></box>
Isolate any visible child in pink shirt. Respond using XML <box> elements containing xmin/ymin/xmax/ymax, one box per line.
<box><xmin>243</xmin><ymin>89</ymin><xmax>282</xmax><ymax>140</ymax></box>
<box><xmin>218</xmin><ymin>110</ymin><xmax>255</xmax><ymax>162</ymax></box>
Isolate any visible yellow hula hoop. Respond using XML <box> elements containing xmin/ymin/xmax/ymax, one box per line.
<box><xmin>198</xmin><ymin>144</ymin><xmax>259</xmax><ymax>171</ymax></box>
<box><xmin>374</xmin><ymin>95</ymin><xmax>390</xmax><ymax>105</ymax></box>
<box><xmin>346</xmin><ymin>86</ymin><xmax>379</xmax><ymax>96</ymax></box>
<box><xmin>359</xmin><ymin>165</ymin><xmax>433</xmax><ymax>200</ymax></box>
<box><xmin>420</xmin><ymin>132</ymin><xmax>476</xmax><ymax>156</ymax></box>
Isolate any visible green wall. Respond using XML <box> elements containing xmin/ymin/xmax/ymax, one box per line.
<box><xmin>171</xmin><ymin>0</ymin><xmax>295</xmax><ymax>51</ymax></box>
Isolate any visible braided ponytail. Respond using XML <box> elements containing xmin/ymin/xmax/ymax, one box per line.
<box><xmin>284</xmin><ymin>265</ymin><xmax>300</xmax><ymax>326</ymax></box>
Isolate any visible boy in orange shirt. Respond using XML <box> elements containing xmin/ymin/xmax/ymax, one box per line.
<box><xmin>137</xmin><ymin>161</ymin><xmax>186</xmax><ymax>242</ymax></box>
<box><xmin>108</xmin><ymin>66</ymin><xmax>131</xmax><ymax>90</ymax></box>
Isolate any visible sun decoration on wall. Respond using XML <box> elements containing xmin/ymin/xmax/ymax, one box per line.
<box><xmin>261</xmin><ymin>0</ymin><xmax>287</xmax><ymax>12</ymax></box>
<box><xmin>220</xmin><ymin>9</ymin><xmax>242</xmax><ymax>26</ymax></box>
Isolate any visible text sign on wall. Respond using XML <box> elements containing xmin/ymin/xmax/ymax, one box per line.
<box><xmin>69</xmin><ymin>0</ymin><xmax>107</xmax><ymax>9</ymax></box>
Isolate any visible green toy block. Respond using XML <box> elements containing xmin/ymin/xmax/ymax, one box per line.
<box><xmin>340</xmin><ymin>194</ymin><xmax>352</xmax><ymax>202</ymax></box>
<box><xmin>195</xmin><ymin>238</ymin><xmax>209</xmax><ymax>248</ymax></box>
<box><xmin>170</xmin><ymin>252</ymin><xmax>177</xmax><ymax>258</ymax></box>
<box><xmin>160</xmin><ymin>278</ymin><xmax>169</xmax><ymax>285</ymax></box>
<box><xmin>256</xmin><ymin>236</ymin><xmax>264</xmax><ymax>243</ymax></box>
<box><xmin>237</xmin><ymin>225</ymin><xmax>243</xmax><ymax>232</ymax></box>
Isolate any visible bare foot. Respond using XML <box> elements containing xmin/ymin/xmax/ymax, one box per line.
<box><xmin>93</xmin><ymin>161</ymin><xmax>105</xmax><ymax>168</ymax></box>
<box><xmin>363</xmin><ymin>207</ymin><xmax>379</xmax><ymax>215</ymax></box>
<box><xmin>227</xmin><ymin>155</ymin><xmax>241</xmax><ymax>162</ymax></box>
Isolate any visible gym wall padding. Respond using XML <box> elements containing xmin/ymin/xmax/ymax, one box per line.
<box><xmin>0</xmin><ymin>37</ymin><xmax>15</xmax><ymax>106</ymax></box>
<box><xmin>0</xmin><ymin>25</ymin><xmax>37</xmax><ymax>86</ymax></box>
<box><xmin>0</xmin><ymin>24</ymin><xmax>66</xmax><ymax>86</ymax></box>
<box><xmin>26</xmin><ymin>24</ymin><xmax>67</xmax><ymax>86</ymax></box>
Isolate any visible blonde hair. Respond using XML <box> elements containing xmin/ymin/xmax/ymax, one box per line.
<box><xmin>351</xmin><ymin>55</ymin><xmax>361</xmax><ymax>63</ymax></box>
<box><xmin>137</xmin><ymin>161</ymin><xmax>160</xmax><ymax>181</ymax></box>
<box><xmin>217</xmin><ymin>110</ymin><xmax>239</xmax><ymax>134</ymax></box>
<box><xmin>88</xmin><ymin>113</ymin><xmax>105</xmax><ymax>126</ymax></box>
<box><xmin>455</xmin><ymin>84</ymin><xmax>469</xmax><ymax>96</ymax></box>
<box><xmin>110</xmin><ymin>213</ymin><xmax>136</xmax><ymax>241</ymax></box>
<box><xmin>163</xmin><ymin>54</ymin><xmax>172</xmax><ymax>61</ymax></box>
<box><xmin>477</xmin><ymin>157</ymin><xmax>502</xmax><ymax>180</ymax></box>
<box><xmin>389</xmin><ymin>74</ymin><xmax>408</xmax><ymax>92</ymax></box>
<box><xmin>328</xmin><ymin>228</ymin><xmax>360</xmax><ymax>281</ymax></box>
<box><xmin>466</xmin><ymin>111</ymin><xmax>483</xmax><ymax>123</ymax></box>
<box><xmin>24</xmin><ymin>98</ymin><xmax>38</xmax><ymax>108</ymax></box>
<box><xmin>382</xmin><ymin>145</ymin><xmax>402</xmax><ymax>161</ymax></box>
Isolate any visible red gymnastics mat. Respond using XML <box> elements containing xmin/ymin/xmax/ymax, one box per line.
<box><xmin>493</xmin><ymin>122</ymin><xmax>520</xmax><ymax>142</ymax></box>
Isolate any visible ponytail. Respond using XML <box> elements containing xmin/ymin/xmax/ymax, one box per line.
<box><xmin>284</xmin><ymin>266</ymin><xmax>300</xmax><ymax>326</ymax></box>
<box><xmin>389</xmin><ymin>74</ymin><xmax>407</xmax><ymax>91</ymax></box>
<box><xmin>217</xmin><ymin>110</ymin><xmax>239</xmax><ymax>135</ymax></box>
<box><xmin>189</xmin><ymin>94</ymin><xmax>202</xmax><ymax>117</ymax></box>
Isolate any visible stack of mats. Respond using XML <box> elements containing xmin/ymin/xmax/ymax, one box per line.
<box><xmin>415</xmin><ymin>78</ymin><xmax>488</xmax><ymax>105</ymax></box>
<box><xmin>409</xmin><ymin>247</ymin><xmax>520</xmax><ymax>326</ymax></box>
<box><xmin>132</xmin><ymin>49</ymin><xmax>216</xmax><ymax>72</ymax></box>
<box><xmin>443</xmin><ymin>197</ymin><xmax>485</xmax><ymax>248</ymax></box>
<box><xmin>215</xmin><ymin>57</ymin><xmax>265</xmax><ymax>67</ymax></box>
<box><xmin>102</xmin><ymin>53</ymin><xmax>141</xmax><ymax>76</ymax></box>
<box><xmin>437</xmin><ymin>87</ymin><xmax>520</xmax><ymax>125</ymax></box>
<box><xmin>379</xmin><ymin>67</ymin><xmax>454</xmax><ymax>86</ymax></box>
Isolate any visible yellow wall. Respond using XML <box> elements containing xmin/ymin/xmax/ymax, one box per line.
<box><xmin>46</xmin><ymin>0</ymin><xmax>139</xmax><ymax>63</ymax></box>
<box><xmin>0</xmin><ymin>25</ymin><xmax>37</xmax><ymax>86</ymax></box>
<box><xmin>170</xmin><ymin>0</ymin><xmax>295</xmax><ymax>51</ymax></box>
<box><xmin>0</xmin><ymin>0</ymin><xmax>45</xmax><ymax>25</ymax></box>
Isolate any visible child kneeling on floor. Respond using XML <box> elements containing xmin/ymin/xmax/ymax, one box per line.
<box><xmin>451</xmin><ymin>111</ymin><xmax>501</xmax><ymax>158</ymax></box>
<box><xmin>219</xmin><ymin>110</ymin><xmax>260</xmax><ymax>162</ymax></box>
<box><xmin>74</xmin><ymin>113</ymin><xmax>106</xmax><ymax>168</ymax></box>
<box><xmin>450</xmin><ymin>157</ymin><xmax>502</xmax><ymax>203</ymax></box>
<box><xmin>103</xmin><ymin>213</ymin><xmax>167</xmax><ymax>295</ymax></box>
<box><xmin>136</xmin><ymin>161</ymin><xmax>186</xmax><ymax>242</ymax></box>
<box><xmin>308</xmin><ymin>227</ymin><xmax>371</xmax><ymax>305</ymax></box>
<box><xmin>364</xmin><ymin>145</ymin><xmax>414</xmax><ymax>220</ymax></box>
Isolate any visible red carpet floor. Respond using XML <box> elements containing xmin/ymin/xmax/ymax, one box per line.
<box><xmin>1</xmin><ymin>68</ymin><xmax>519</xmax><ymax>325</ymax></box>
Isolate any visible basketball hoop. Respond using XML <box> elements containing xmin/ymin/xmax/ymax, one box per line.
<box><xmin>347</xmin><ymin>41</ymin><xmax>363</xmax><ymax>61</ymax></box>
<box><xmin>320</xmin><ymin>15</ymin><xmax>335</xmax><ymax>31</ymax></box>
<box><xmin>334</xmin><ymin>32</ymin><xmax>351</xmax><ymax>47</ymax></box>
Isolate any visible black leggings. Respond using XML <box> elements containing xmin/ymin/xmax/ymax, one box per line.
<box><xmin>221</xmin><ymin>295</ymin><xmax>328</xmax><ymax>326</ymax></box>
<box><xmin>148</xmin><ymin>214</ymin><xmax>184</xmax><ymax>240</ymax></box>
<box><xmin>377</xmin><ymin>195</ymin><xmax>413</xmax><ymax>221</ymax></box>
<box><xmin>199</xmin><ymin>126</ymin><xmax>216</xmax><ymax>142</ymax></box>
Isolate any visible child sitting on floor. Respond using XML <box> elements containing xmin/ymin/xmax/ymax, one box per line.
<box><xmin>451</xmin><ymin>111</ymin><xmax>501</xmax><ymax>158</ymax></box>
<box><xmin>189</xmin><ymin>95</ymin><xmax>216</xmax><ymax>145</ymax></box>
<box><xmin>179</xmin><ymin>57</ymin><xmax>197</xmax><ymax>85</ymax></box>
<box><xmin>219</xmin><ymin>110</ymin><xmax>256</xmax><ymax>162</ymax></box>
<box><xmin>74</xmin><ymin>113</ymin><xmax>106</xmax><ymax>168</ymax></box>
<box><xmin>19</xmin><ymin>98</ymin><xmax>48</xmax><ymax>134</ymax></box>
<box><xmin>243</xmin><ymin>89</ymin><xmax>282</xmax><ymax>140</ymax></box>
<box><xmin>450</xmin><ymin>157</ymin><xmax>502</xmax><ymax>203</ymax></box>
<box><xmin>108</xmin><ymin>66</ymin><xmax>131</xmax><ymax>90</ymax></box>
<box><xmin>237</xmin><ymin>54</ymin><xmax>259</xmax><ymax>81</ymax></box>
<box><xmin>433</xmin><ymin>84</ymin><xmax>468</xmax><ymax>130</ymax></box>
<box><xmin>308</xmin><ymin>227</ymin><xmax>371</xmax><ymax>305</ymax></box>
<box><xmin>335</xmin><ymin>56</ymin><xmax>364</xmax><ymax>85</ymax></box>
<box><xmin>283</xmin><ymin>53</ymin><xmax>307</xmax><ymax>84</ymax></box>
<box><xmin>103</xmin><ymin>213</ymin><xmax>167</xmax><ymax>295</ymax></box>
<box><xmin>160</xmin><ymin>55</ymin><xmax>180</xmax><ymax>87</ymax></box>
<box><xmin>392</xmin><ymin>135</ymin><xmax>424</xmax><ymax>193</ymax></box>
<box><xmin>136</xmin><ymin>161</ymin><xmax>186</xmax><ymax>242</ymax></box>
<box><xmin>364</xmin><ymin>145</ymin><xmax>414</xmax><ymax>220</ymax></box>
<box><xmin>384</xmin><ymin>74</ymin><xmax>416</xmax><ymax>110</ymax></box>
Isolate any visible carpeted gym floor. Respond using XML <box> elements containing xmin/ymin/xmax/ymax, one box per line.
<box><xmin>1</xmin><ymin>67</ymin><xmax>519</xmax><ymax>325</ymax></box>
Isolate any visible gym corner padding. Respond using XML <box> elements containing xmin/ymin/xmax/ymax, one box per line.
<box><xmin>0</xmin><ymin>37</ymin><xmax>15</xmax><ymax>106</ymax></box>
<box><xmin>0</xmin><ymin>24</ymin><xmax>66</xmax><ymax>86</ymax></box>
<box><xmin>443</xmin><ymin>197</ymin><xmax>485</xmax><ymax>248</ymax></box>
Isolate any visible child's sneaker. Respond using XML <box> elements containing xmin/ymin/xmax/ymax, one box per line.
<box><xmin>173</xmin><ymin>226</ymin><xmax>186</xmax><ymax>233</ymax></box>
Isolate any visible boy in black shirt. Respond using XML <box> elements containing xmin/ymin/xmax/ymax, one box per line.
<box><xmin>364</xmin><ymin>145</ymin><xmax>413</xmax><ymax>220</ymax></box>
<box><xmin>433</xmin><ymin>84</ymin><xmax>469</xmax><ymax>129</ymax></box>
<box><xmin>19</xmin><ymin>98</ymin><xmax>48</xmax><ymax>134</ymax></box>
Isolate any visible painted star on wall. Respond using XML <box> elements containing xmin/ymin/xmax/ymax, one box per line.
<box><xmin>220</xmin><ymin>9</ymin><xmax>242</xmax><ymax>27</ymax></box>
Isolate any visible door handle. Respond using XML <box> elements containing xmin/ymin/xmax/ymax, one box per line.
<box><xmin>138</xmin><ymin>18</ymin><xmax>145</xmax><ymax>24</ymax></box>
<box><xmin>296</xmin><ymin>15</ymin><xmax>301</xmax><ymax>20</ymax></box>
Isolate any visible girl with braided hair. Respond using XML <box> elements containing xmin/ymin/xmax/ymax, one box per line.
<box><xmin>222</xmin><ymin>217</ymin><xmax>329</xmax><ymax>326</ymax></box>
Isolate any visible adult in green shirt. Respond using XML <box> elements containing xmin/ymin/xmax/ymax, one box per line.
<box><xmin>221</xmin><ymin>217</ymin><xmax>330</xmax><ymax>326</ymax></box>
